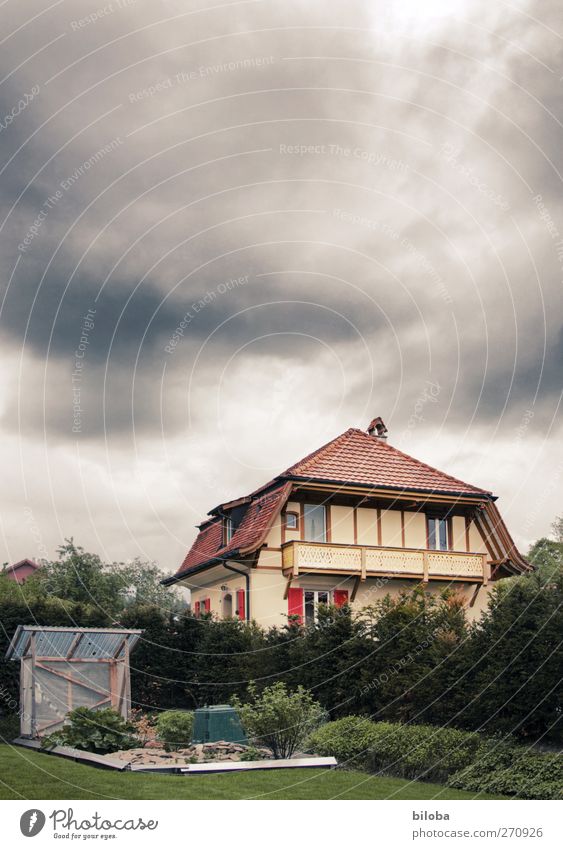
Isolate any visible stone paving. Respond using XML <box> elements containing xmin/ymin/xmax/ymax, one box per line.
<box><xmin>108</xmin><ymin>741</ymin><xmax>271</xmax><ymax>767</ymax></box>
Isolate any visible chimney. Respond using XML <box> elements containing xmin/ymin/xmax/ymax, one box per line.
<box><xmin>367</xmin><ymin>416</ymin><xmax>388</xmax><ymax>440</ymax></box>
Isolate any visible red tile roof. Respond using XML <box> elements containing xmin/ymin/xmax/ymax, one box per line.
<box><xmin>173</xmin><ymin>425</ymin><xmax>493</xmax><ymax>579</ymax></box>
<box><xmin>283</xmin><ymin>428</ymin><xmax>490</xmax><ymax>496</ymax></box>
<box><xmin>176</xmin><ymin>483</ymin><xmax>291</xmax><ymax>577</ymax></box>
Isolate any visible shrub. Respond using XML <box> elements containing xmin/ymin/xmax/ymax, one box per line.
<box><xmin>365</xmin><ymin>722</ymin><xmax>481</xmax><ymax>783</ymax></box>
<box><xmin>232</xmin><ymin>682</ymin><xmax>325</xmax><ymax>759</ymax></box>
<box><xmin>239</xmin><ymin>745</ymin><xmax>267</xmax><ymax>762</ymax></box>
<box><xmin>307</xmin><ymin>717</ymin><xmax>481</xmax><ymax>781</ymax></box>
<box><xmin>448</xmin><ymin>740</ymin><xmax>563</xmax><ymax>800</ymax></box>
<box><xmin>41</xmin><ymin>707</ymin><xmax>138</xmax><ymax>754</ymax></box>
<box><xmin>306</xmin><ymin>716</ymin><xmax>388</xmax><ymax>766</ymax></box>
<box><xmin>156</xmin><ymin>710</ymin><xmax>194</xmax><ymax>751</ymax></box>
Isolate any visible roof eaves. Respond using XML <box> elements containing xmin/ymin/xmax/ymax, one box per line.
<box><xmin>284</xmin><ymin>474</ymin><xmax>495</xmax><ymax>501</ymax></box>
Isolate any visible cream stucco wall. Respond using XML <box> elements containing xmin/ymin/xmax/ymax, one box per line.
<box><xmin>356</xmin><ymin>507</ymin><xmax>378</xmax><ymax>545</ymax></box>
<box><xmin>191</xmin><ymin>574</ymin><xmax>246</xmax><ymax>618</ymax></box>
<box><xmin>403</xmin><ymin>511</ymin><xmax>426</xmax><ymax>548</ymax></box>
<box><xmin>380</xmin><ymin>508</ymin><xmax>403</xmax><ymax>546</ymax></box>
<box><xmin>468</xmin><ymin>521</ymin><xmax>488</xmax><ymax>553</ymax></box>
<box><xmin>330</xmin><ymin>505</ymin><xmax>355</xmax><ymax>544</ymax></box>
<box><xmin>247</xmin><ymin>569</ymin><xmax>493</xmax><ymax>627</ymax></box>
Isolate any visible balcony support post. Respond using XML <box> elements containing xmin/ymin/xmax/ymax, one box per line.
<box><xmin>351</xmin><ymin>576</ymin><xmax>361</xmax><ymax>602</ymax></box>
<box><xmin>360</xmin><ymin>547</ymin><xmax>366</xmax><ymax>582</ymax></box>
<box><xmin>482</xmin><ymin>555</ymin><xmax>488</xmax><ymax>585</ymax></box>
<box><xmin>422</xmin><ymin>551</ymin><xmax>429</xmax><ymax>583</ymax></box>
<box><xmin>283</xmin><ymin>575</ymin><xmax>293</xmax><ymax>600</ymax></box>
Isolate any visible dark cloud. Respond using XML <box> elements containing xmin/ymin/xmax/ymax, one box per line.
<box><xmin>0</xmin><ymin>0</ymin><xmax>561</xmax><ymax>565</ymax></box>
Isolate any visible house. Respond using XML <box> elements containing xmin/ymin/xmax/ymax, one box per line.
<box><xmin>163</xmin><ymin>417</ymin><xmax>531</xmax><ymax>626</ymax></box>
<box><xmin>3</xmin><ymin>558</ymin><xmax>42</xmax><ymax>584</ymax></box>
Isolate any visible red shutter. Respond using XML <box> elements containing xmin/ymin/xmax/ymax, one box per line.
<box><xmin>236</xmin><ymin>589</ymin><xmax>245</xmax><ymax>620</ymax></box>
<box><xmin>333</xmin><ymin>590</ymin><xmax>349</xmax><ymax>608</ymax></box>
<box><xmin>204</xmin><ymin>597</ymin><xmax>211</xmax><ymax>613</ymax></box>
<box><xmin>194</xmin><ymin>601</ymin><xmax>200</xmax><ymax>617</ymax></box>
<box><xmin>288</xmin><ymin>588</ymin><xmax>304</xmax><ymax>623</ymax></box>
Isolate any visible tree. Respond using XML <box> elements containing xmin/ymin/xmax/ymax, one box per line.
<box><xmin>35</xmin><ymin>540</ymin><xmax>182</xmax><ymax>618</ymax></box>
<box><xmin>358</xmin><ymin>587</ymin><xmax>468</xmax><ymax>724</ymax></box>
<box><xmin>551</xmin><ymin>514</ymin><xmax>563</xmax><ymax>543</ymax></box>
<box><xmin>453</xmin><ymin>562</ymin><xmax>563</xmax><ymax>743</ymax></box>
<box><xmin>232</xmin><ymin>682</ymin><xmax>325</xmax><ymax>759</ymax></box>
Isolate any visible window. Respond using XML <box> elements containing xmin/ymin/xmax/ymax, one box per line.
<box><xmin>427</xmin><ymin>516</ymin><xmax>449</xmax><ymax>550</ymax></box>
<box><xmin>284</xmin><ymin>511</ymin><xmax>299</xmax><ymax>530</ymax></box>
<box><xmin>303</xmin><ymin>504</ymin><xmax>327</xmax><ymax>542</ymax></box>
<box><xmin>224</xmin><ymin>517</ymin><xmax>235</xmax><ymax>544</ymax></box>
<box><xmin>304</xmin><ymin>590</ymin><xmax>330</xmax><ymax>625</ymax></box>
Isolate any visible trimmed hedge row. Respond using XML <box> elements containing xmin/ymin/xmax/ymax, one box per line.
<box><xmin>306</xmin><ymin>717</ymin><xmax>480</xmax><ymax>783</ymax></box>
<box><xmin>307</xmin><ymin>718</ymin><xmax>562</xmax><ymax>798</ymax></box>
<box><xmin>447</xmin><ymin>740</ymin><xmax>563</xmax><ymax>800</ymax></box>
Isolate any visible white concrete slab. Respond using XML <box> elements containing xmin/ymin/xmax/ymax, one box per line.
<box><xmin>180</xmin><ymin>756</ymin><xmax>337</xmax><ymax>774</ymax></box>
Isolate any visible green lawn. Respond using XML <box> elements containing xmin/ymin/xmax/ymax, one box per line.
<box><xmin>0</xmin><ymin>744</ymin><xmax>505</xmax><ymax>800</ymax></box>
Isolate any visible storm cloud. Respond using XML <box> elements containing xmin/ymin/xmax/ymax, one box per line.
<box><xmin>0</xmin><ymin>0</ymin><xmax>561</xmax><ymax>569</ymax></box>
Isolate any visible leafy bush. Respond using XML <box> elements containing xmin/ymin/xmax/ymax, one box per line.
<box><xmin>155</xmin><ymin>710</ymin><xmax>194</xmax><ymax>751</ymax></box>
<box><xmin>307</xmin><ymin>717</ymin><xmax>481</xmax><ymax>781</ymax></box>
<box><xmin>365</xmin><ymin>722</ymin><xmax>482</xmax><ymax>783</ymax></box>
<box><xmin>306</xmin><ymin>715</ymin><xmax>388</xmax><ymax>766</ymax></box>
<box><xmin>239</xmin><ymin>745</ymin><xmax>267</xmax><ymax>762</ymax></box>
<box><xmin>448</xmin><ymin>740</ymin><xmax>563</xmax><ymax>800</ymax></box>
<box><xmin>41</xmin><ymin>707</ymin><xmax>138</xmax><ymax>754</ymax></box>
<box><xmin>232</xmin><ymin>682</ymin><xmax>325</xmax><ymax>759</ymax></box>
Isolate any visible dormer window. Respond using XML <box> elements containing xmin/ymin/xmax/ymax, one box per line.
<box><xmin>224</xmin><ymin>516</ymin><xmax>235</xmax><ymax>544</ymax></box>
<box><xmin>284</xmin><ymin>511</ymin><xmax>299</xmax><ymax>530</ymax></box>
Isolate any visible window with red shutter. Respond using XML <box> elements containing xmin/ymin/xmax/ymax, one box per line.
<box><xmin>287</xmin><ymin>587</ymin><xmax>304</xmax><ymax>623</ymax></box>
<box><xmin>194</xmin><ymin>601</ymin><xmax>200</xmax><ymax>618</ymax></box>
<box><xmin>333</xmin><ymin>590</ymin><xmax>349</xmax><ymax>608</ymax></box>
<box><xmin>204</xmin><ymin>597</ymin><xmax>211</xmax><ymax>613</ymax></box>
<box><xmin>236</xmin><ymin>589</ymin><xmax>245</xmax><ymax>620</ymax></box>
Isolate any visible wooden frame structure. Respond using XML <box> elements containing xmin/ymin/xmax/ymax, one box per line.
<box><xmin>5</xmin><ymin>626</ymin><xmax>142</xmax><ymax>739</ymax></box>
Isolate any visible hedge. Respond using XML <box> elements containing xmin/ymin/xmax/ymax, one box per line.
<box><xmin>307</xmin><ymin>718</ymin><xmax>481</xmax><ymax>783</ymax></box>
<box><xmin>448</xmin><ymin>740</ymin><xmax>563</xmax><ymax>800</ymax></box>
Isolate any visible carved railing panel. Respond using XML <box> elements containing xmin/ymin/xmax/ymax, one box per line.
<box><xmin>365</xmin><ymin>547</ymin><xmax>423</xmax><ymax>575</ymax></box>
<box><xmin>427</xmin><ymin>552</ymin><xmax>484</xmax><ymax>579</ymax></box>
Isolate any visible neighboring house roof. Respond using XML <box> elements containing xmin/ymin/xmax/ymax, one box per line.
<box><xmin>167</xmin><ymin>420</ymin><xmax>529</xmax><ymax>582</ymax></box>
<box><xmin>3</xmin><ymin>559</ymin><xmax>41</xmax><ymax>583</ymax></box>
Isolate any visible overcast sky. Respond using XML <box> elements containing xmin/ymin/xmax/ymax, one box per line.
<box><xmin>0</xmin><ymin>0</ymin><xmax>561</xmax><ymax>572</ymax></box>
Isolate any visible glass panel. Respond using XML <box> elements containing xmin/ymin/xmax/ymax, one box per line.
<box><xmin>427</xmin><ymin>517</ymin><xmax>436</xmax><ymax>549</ymax></box>
<box><xmin>304</xmin><ymin>591</ymin><xmax>315</xmax><ymax>625</ymax></box>
<box><xmin>303</xmin><ymin>504</ymin><xmax>326</xmax><ymax>542</ymax></box>
<box><xmin>318</xmin><ymin>591</ymin><xmax>329</xmax><ymax>605</ymax></box>
<box><xmin>439</xmin><ymin>519</ymin><xmax>448</xmax><ymax>550</ymax></box>
<box><xmin>285</xmin><ymin>513</ymin><xmax>297</xmax><ymax>529</ymax></box>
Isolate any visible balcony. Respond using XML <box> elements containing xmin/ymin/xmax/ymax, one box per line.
<box><xmin>281</xmin><ymin>540</ymin><xmax>488</xmax><ymax>583</ymax></box>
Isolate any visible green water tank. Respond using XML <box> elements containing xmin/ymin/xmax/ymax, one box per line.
<box><xmin>191</xmin><ymin>704</ymin><xmax>247</xmax><ymax>744</ymax></box>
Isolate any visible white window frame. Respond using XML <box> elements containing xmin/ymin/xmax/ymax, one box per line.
<box><xmin>304</xmin><ymin>589</ymin><xmax>331</xmax><ymax>625</ymax></box>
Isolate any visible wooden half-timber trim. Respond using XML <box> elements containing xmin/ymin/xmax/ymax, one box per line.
<box><xmin>353</xmin><ymin>508</ymin><xmax>358</xmax><ymax>544</ymax></box>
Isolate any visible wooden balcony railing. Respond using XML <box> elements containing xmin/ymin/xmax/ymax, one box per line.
<box><xmin>281</xmin><ymin>540</ymin><xmax>488</xmax><ymax>583</ymax></box>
